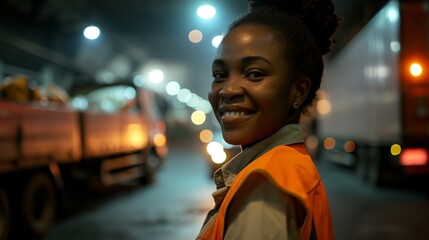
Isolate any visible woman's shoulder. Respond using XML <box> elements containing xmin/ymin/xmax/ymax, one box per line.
<box><xmin>245</xmin><ymin>144</ymin><xmax>321</xmax><ymax>195</ymax></box>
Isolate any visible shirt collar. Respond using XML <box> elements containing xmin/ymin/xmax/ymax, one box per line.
<box><xmin>213</xmin><ymin>124</ymin><xmax>307</xmax><ymax>189</ymax></box>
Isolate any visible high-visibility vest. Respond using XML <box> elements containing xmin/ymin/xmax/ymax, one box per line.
<box><xmin>199</xmin><ymin>144</ymin><xmax>334</xmax><ymax>240</ymax></box>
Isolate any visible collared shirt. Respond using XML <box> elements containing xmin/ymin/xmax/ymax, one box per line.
<box><xmin>198</xmin><ymin>124</ymin><xmax>308</xmax><ymax>239</ymax></box>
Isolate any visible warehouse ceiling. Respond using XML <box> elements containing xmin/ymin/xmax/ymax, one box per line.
<box><xmin>0</xmin><ymin>0</ymin><xmax>388</xmax><ymax>97</ymax></box>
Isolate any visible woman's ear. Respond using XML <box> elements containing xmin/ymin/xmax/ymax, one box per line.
<box><xmin>292</xmin><ymin>77</ymin><xmax>311</xmax><ymax>109</ymax></box>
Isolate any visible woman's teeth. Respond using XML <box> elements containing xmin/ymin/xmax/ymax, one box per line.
<box><xmin>223</xmin><ymin>111</ymin><xmax>248</xmax><ymax>117</ymax></box>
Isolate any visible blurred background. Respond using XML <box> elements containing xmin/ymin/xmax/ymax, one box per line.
<box><xmin>0</xmin><ymin>0</ymin><xmax>428</xmax><ymax>240</ymax></box>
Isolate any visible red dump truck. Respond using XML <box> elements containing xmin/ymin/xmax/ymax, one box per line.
<box><xmin>317</xmin><ymin>0</ymin><xmax>429</xmax><ymax>185</ymax></box>
<box><xmin>0</xmin><ymin>80</ymin><xmax>168</xmax><ymax>239</ymax></box>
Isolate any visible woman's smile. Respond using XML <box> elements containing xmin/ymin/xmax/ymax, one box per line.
<box><xmin>221</xmin><ymin>111</ymin><xmax>253</xmax><ymax>122</ymax></box>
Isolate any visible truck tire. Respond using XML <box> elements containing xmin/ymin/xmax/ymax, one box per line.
<box><xmin>141</xmin><ymin>152</ymin><xmax>158</xmax><ymax>184</ymax></box>
<box><xmin>0</xmin><ymin>187</ymin><xmax>10</xmax><ymax>240</ymax></box>
<box><xmin>20</xmin><ymin>172</ymin><xmax>57</xmax><ymax>237</ymax></box>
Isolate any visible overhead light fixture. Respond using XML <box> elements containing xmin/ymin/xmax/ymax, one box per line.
<box><xmin>197</xmin><ymin>5</ymin><xmax>216</xmax><ymax>19</ymax></box>
<box><xmin>83</xmin><ymin>26</ymin><xmax>100</xmax><ymax>40</ymax></box>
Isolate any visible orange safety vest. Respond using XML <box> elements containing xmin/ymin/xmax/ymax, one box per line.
<box><xmin>199</xmin><ymin>144</ymin><xmax>334</xmax><ymax>240</ymax></box>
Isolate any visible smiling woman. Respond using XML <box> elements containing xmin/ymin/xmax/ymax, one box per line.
<box><xmin>196</xmin><ymin>0</ymin><xmax>340</xmax><ymax>239</ymax></box>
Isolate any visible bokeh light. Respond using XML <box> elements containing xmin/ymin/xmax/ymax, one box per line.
<box><xmin>212</xmin><ymin>35</ymin><xmax>223</xmax><ymax>48</ymax></box>
<box><xmin>189</xmin><ymin>29</ymin><xmax>203</xmax><ymax>43</ymax></box>
<box><xmin>317</xmin><ymin>99</ymin><xmax>332</xmax><ymax>116</ymax></box>
<box><xmin>344</xmin><ymin>140</ymin><xmax>356</xmax><ymax>153</ymax></box>
<box><xmin>133</xmin><ymin>75</ymin><xmax>145</xmax><ymax>86</ymax></box>
<box><xmin>186</xmin><ymin>93</ymin><xmax>200</xmax><ymax>108</ymax></box>
<box><xmin>211</xmin><ymin>150</ymin><xmax>227</xmax><ymax>164</ymax></box>
<box><xmin>390</xmin><ymin>41</ymin><xmax>400</xmax><ymax>52</ymax></box>
<box><xmin>191</xmin><ymin>110</ymin><xmax>206</xmax><ymax>125</ymax></box>
<box><xmin>177</xmin><ymin>88</ymin><xmax>192</xmax><ymax>103</ymax></box>
<box><xmin>400</xmin><ymin>148</ymin><xmax>428</xmax><ymax>166</ymax></box>
<box><xmin>207</xmin><ymin>141</ymin><xmax>223</xmax><ymax>156</ymax></box>
<box><xmin>148</xmin><ymin>69</ymin><xmax>164</xmax><ymax>84</ymax></box>
<box><xmin>305</xmin><ymin>135</ymin><xmax>319</xmax><ymax>152</ymax></box>
<box><xmin>324</xmin><ymin>137</ymin><xmax>336</xmax><ymax>150</ymax></box>
<box><xmin>165</xmin><ymin>81</ymin><xmax>181</xmax><ymax>96</ymax></box>
<box><xmin>154</xmin><ymin>133</ymin><xmax>167</xmax><ymax>147</ymax></box>
<box><xmin>83</xmin><ymin>26</ymin><xmax>100</xmax><ymax>40</ymax></box>
<box><xmin>410</xmin><ymin>63</ymin><xmax>423</xmax><ymax>77</ymax></box>
<box><xmin>197</xmin><ymin>100</ymin><xmax>213</xmax><ymax>114</ymax></box>
<box><xmin>199</xmin><ymin>129</ymin><xmax>214</xmax><ymax>143</ymax></box>
<box><xmin>197</xmin><ymin>5</ymin><xmax>216</xmax><ymax>19</ymax></box>
<box><xmin>391</xmin><ymin>144</ymin><xmax>401</xmax><ymax>156</ymax></box>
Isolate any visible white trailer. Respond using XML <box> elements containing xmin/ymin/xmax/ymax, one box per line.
<box><xmin>318</xmin><ymin>0</ymin><xmax>429</xmax><ymax>185</ymax></box>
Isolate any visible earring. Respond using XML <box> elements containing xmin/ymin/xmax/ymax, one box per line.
<box><xmin>293</xmin><ymin>101</ymin><xmax>300</xmax><ymax>109</ymax></box>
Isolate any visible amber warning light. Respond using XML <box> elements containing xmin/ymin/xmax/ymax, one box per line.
<box><xmin>409</xmin><ymin>62</ymin><xmax>423</xmax><ymax>77</ymax></box>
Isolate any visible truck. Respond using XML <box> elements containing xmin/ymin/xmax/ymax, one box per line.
<box><xmin>0</xmin><ymin>77</ymin><xmax>168</xmax><ymax>240</ymax></box>
<box><xmin>317</xmin><ymin>0</ymin><xmax>429</xmax><ymax>185</ymax></box>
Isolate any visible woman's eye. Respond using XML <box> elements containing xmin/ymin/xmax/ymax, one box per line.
<box><xmin>245</xmin><ymin>71</ymin><xmax>266</xmax><ymax>80</ymax></box>
<box><xmin>212</xmin><ymin>72</ymin><xmax>227</xmax><ymax>81</ymax></box>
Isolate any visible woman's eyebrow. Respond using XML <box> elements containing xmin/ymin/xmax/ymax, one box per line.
<box><xmin>212</xmin><ymin>59</ymin><xmax>226</xmax><ymax>68</ymax></box>
<box><xmin>241</xmin><ymin>56</ymin><xmax>273</xmax><ymax>66</ymax></box>
<box><xmin>212</xmin><ymin>56</ymin><xmax>273</xmax><ymax>67</ymax></box>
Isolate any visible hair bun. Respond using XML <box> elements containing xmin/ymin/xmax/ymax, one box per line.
<box><xmin>249</xmin><ymin>0</ymin><xmax>340</xmax><ymax>55</ymax></box>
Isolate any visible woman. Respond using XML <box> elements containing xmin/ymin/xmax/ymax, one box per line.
<box><xmin>197</xmin><ymin>0</ymin><xmax>340</xmax><ymax>239</ymax></box>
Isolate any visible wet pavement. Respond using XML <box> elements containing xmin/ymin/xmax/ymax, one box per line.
<box><xmin>43</xmin><ymin>140</ymin><xmax>214</xmax><ymax>240</ymax></box>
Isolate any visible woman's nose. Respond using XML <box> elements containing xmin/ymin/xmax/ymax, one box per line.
<box><xmin>219</xmin><ymin>77</ymin><xmax>244</xmax><ymax>100</ymax></box>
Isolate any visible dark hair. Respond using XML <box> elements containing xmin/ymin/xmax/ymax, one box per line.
<box><xmin>228</xmin><ymin>0</ymin><xmax>340</xmax><ymax>112</ymax></box>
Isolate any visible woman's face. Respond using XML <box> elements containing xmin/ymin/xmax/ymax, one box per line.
<box><xmin>209</xmin><ymin>24</ymin><xmax>304</xmax><ymax>148</ymax></box>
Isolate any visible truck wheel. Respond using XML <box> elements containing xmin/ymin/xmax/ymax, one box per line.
<box><xmin>141</xmin><ymin>151</ymin><xmax>160</xmax><ymax>184</ymax></box>
<box><xmin>20</xmin><ymin>172</ymin><xmax>57</xmax><ymax>237</ymax></box>
<box><xmin>0</xmin><ymin>187</ymin><xmax>10</xmax><ymax>240</ymax></box>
